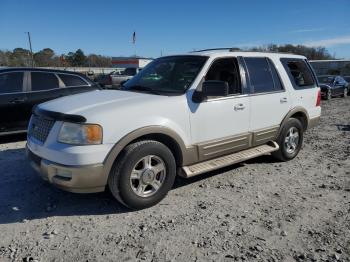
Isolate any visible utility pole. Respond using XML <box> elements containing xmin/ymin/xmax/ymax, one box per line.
<box><xmin>25</xmin><ymin>32</ymin><xmax>35</xmax><ymax>67</ymax></box>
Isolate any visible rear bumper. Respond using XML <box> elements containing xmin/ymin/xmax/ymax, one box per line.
<box><xmin>26</xmin><ymin>145</ymin><xmax>106</xmax><ymax>193</ymax></box>
<box><xmin>308</xmin><ymin>116</ymin><xmax>320</xmax><ymax>129</ymax></box>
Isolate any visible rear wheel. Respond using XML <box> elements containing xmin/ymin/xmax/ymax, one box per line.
<box><xmin>325</xmin><ymin>90</ymin><xmax>332</xmax><ymax>100</ymax></box>
<box><xmin>272</xmin><ymin>118</ymin><xmax>303</xmax><ymax>161</ymax></box>
<box><xmin>342</xmin><ymin>88</ymin><xmax>348</xmax><ymax>97</ymax></box>
<box><xmin>108</xmin><ymin>140</ymin><xmax>176</xmax><ymax>209</ymax></box>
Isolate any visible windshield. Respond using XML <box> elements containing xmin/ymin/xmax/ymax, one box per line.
<box><xmin>122</xmin><ymin>56</ymin><xmax>208</xmax><ymax>95</ymax></box>
<box><xmin>318</xmin><ymin>76</ymin><xmax>335</xmax><ymax>84</ymax></box>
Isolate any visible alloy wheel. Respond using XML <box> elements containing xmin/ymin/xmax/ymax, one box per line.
<box><xmin>284</xmin><ymin>127</ymin><xmax>300</xmax><ymax>154</ymax></box>
<box><xmin>129</xmin><ymin>155</ymin><xmax>166</xmax><ymax>198</ymax></box>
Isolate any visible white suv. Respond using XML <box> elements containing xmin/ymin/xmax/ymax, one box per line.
<box><xmin>27</xmin><ymin>50</ymin><xmax>321</xmax><ymax>209</ymax></box>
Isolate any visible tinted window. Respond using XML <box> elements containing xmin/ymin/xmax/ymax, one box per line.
<box><xmin>205</xmin><ymin>58</ymin><xmax>241</xmax><ymax>94</ymax></box>
<box><xmin>124</xmin><ymin>68</ymin><xmax>137</xmax><ymax>76</ymax></box>
<box><xmin>318</xmin><ymin>76</ymin><xmax>334</xmax><ymax>84</ymax></box>
<box><xmin>0</xmin><ymin>72</ymin><xmax>23</xmax><ymax>93</ymax></box>
<box><xmin>244</xmin><ymin>57</ymin><xmax>275</xmax><ymax>93</ymax></box>
<box><xmin>281</xmin><ymin>59</ymin><xmax>315</xmax><ymax>89</ymax></box>
<box><xmin>267</xmin><ymin>59</ymin><xmax>284</xmax><ymax>91</ymax></box>
<box><xmin>58</xmin><ymin>74</ymin><xmax>87</xmax><ymax>87</ymax></box>
<box><xmin>31</xmin><ymin>72</ymin><xmax>59</xmax><ymax>91</ymax></box>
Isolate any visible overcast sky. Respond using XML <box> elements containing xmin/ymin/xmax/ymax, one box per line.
<box><xmin>1</xmin><ymin>0</ymin><xmax>349</xmax><ymax>58</ymax></box>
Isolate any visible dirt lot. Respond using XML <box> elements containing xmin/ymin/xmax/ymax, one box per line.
<box><xmin>0</xmin><ymin>98</ymin><xmax>349</xmax><ymax>262</ymax></box>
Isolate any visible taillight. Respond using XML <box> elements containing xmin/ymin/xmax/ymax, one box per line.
<box><xmin>316</xmin><ymin>89</ymin><xmax>321</xmax><ymax>107</ymax></box>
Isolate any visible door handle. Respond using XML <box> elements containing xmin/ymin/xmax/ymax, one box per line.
<box><xmin>10</xmin><ymin>98</ymin><xmax>25</xmax><ymax>104</ymax></box>
<box><xmin>234</xmin><ymin>103</ymin><xmax>245</xmax><ymax>111</ymax></box>
<box><xmin>280</xmin><ymin>97</ymin><xmax>288</xmax><ymax>103</ymax></box>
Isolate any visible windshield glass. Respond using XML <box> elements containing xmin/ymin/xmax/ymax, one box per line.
<box><xmin>318</xmin><ymin>76</ymin><xmax>334</xmax><ymax>84</ymax></box>
<box><xmin>122</xmin><ymin>56</ymin><xmax>208</xmax><ymax>94</ymax></box>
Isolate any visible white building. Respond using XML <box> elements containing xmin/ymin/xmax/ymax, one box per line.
<box><xmin>111</xmin><ymin>57</ymin><xmax>152</xmax><ymax>69</ymax></box>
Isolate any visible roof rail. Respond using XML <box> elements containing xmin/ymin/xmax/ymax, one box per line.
<box><xmin>190</xmin><ymin>47</ymin><xmax>240</xmax><ymax>53</ymax></box>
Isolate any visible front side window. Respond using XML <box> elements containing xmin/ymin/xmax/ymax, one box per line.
<box><xmin>0</xmin><ymin>72</ymin><xmax>23</xmax><ymax>93</ymax></box>
<box><xmin>58</xmin><ymin>74</ymin><xmax>87</xmax><ymax>87</ymax></box>
<box><xmin>31</xmin><ymin>72</ymin><xmax>59</xmax><ymax>91</ymax></box>
<box><xmin>205</xmin><ymin>57</ymin><xmax>241</xmax><ymax>94</ymax></box>
<box><xmin>244</xmin><ymin>57</ymin><xmax>276</xmax><ymax>93</ymax></box>
<box><xmin>281</xmin><ymin>59</ymin><xmax>315</xmax><ymax>89</ymax></box>
<box><xmin>123</xmin><ymin>56</ymin><xmax>208</xmax><ymax>95</ymax></box>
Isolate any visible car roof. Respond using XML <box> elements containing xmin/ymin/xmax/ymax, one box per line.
<box><xmin>0</xmin><ymin>67</ymin><xmax>87</xmax><ymax>76</ymax></box>
<box><xmin>162</xmin><ymin>50</ymin><xmax>306</xmax><ymax>60</ymax></box>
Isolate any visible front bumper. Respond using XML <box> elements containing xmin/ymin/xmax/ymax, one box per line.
<box><xmin>27</xmin><ymin>146</ymin><xmax>106</xmax><ymax>193</ymax></box>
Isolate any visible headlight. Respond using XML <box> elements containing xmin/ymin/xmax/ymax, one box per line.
<box><xmin>58</xmin><ymin>122</ymin><xmax>103</xmax><ymax>145</ymax></box>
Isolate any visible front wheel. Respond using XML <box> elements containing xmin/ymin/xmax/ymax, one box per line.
<box><xmin>108</xmin><ymin>140</ymin><xmax>176</xmax><ymax>209</ymax></box>
<box><xmin>325</xmin><ymin>90</ymin><xmax>332</xmax><ymax>100</ymax></box>
<box><xmin>272</xmin><ymin>118</ymin><xmax>303</xmax><ymax>161</ymax></box>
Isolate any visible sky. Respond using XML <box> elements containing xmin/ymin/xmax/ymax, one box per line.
<box><xmin>1</xmin><ymin>0</ymin><xmax>350</xmax><ymax>59</ymax></box>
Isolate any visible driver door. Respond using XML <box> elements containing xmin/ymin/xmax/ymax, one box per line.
<box><xmin>189</xmin><ymin>57</ymin><xmax>250</xmax><ymax>161</ymax></box>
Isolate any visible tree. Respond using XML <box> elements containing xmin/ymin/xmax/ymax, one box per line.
<box><xmin>8</xmin><ymin>48</ymin><xmax>32</xmax><ymax>66</ymax></box>
<box><xmin>73</xmin><ymin>49</ymin><xmax>86</xmax><ymax>66</ymax></box>
<box><xmin>34</xmin><ymin>48</ymin><xmax>55</xmax><ymax>66</ymax></box>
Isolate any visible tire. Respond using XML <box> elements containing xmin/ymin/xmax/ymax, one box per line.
<box><xmin>272</xmin><ymin>118</ymin><xmax>303</xmax><ymax>162</ymax></box>
<box><xmin>342</xmin><ymin>88</ymin><xmax>348</xmax><ymax>98</ymax></box>
<box><xmin>325</xmin><ymin>90</ymin><xmax>331</xmax><ymax>100</ymax></box>
<box><xmin>108</xmin><ymin>140</ymin><xmax>176</xmax><ymax>210</ymax></box>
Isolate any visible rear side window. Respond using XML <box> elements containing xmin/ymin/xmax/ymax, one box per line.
<box><xmin>281</xmin><ymin>59</ymin><xmax>315</xmax><ymax>89</ymax></box>
<box><xmin>58</xmin><ymin>74</ymin><xmax>88</xmax><ymax>87</ymax></box>
<box><xmin>0</xmin><ymin>72</ymin><xmax>23</xmax><ymax>93</ymax></box>
<box><xmin>124</xmin><ymin>68</ymin><xmax>137</xmax><ymax>76</ymax></box>
<box><xmin>31</xmin><ymin>72</ymin><xmax>59</xmax><ymax>91</ymax></box>
<box><xmin>244</xmin><ymin>57</ymin><xmax>281</xmax><ymax>93</ymax></box>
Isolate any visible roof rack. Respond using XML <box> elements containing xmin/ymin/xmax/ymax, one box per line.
<box><xmin>190</xmin><ymin>47</ymin><xmax>240</xmax><ymax>53</ymax></box>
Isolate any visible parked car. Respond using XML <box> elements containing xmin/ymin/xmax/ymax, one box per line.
<box><xmin>27</xmin><ymin>50</ymin><xmax>321</xmax><ymax>209</ymax></box>
<box><xmin>317</xmin><ymin>75</ymin><xmax>348</xmax><ymax>100</ymax></box>
<box><xmin>110</xmin><ymin>67</ymin><xmax>142</xmax><ymax>88</ymax></box>
<box><xmin>0</xmin><ymin>68</ymin><xmax>99</xmax><ymax>135</ymax></box>
<box><xmin>343</xmin><ymin>76</ymin><xmax>350</xmax><ymax>94</ymax></box>
<box><xmin>93</xmin><ymin>71</ymin><xmax>116</xmax><ymax>87</ymax></box>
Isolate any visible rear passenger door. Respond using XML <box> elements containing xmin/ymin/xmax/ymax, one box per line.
<box><xmin>56</xmin><ymin>73</ymin><xmax>94</xmax><ymax>95</ymax></box>
<box><xmin>27</xmin><ymin>71</ymin><xmax>63</xmax><ymax>111</ymax></box>
<box><xmin>243</xmin><ymin>57</ymin><xmax>290</xmax><ymax>145</ymax></box>
<box><xmin>0</xmin><ymin>71</ymin><xmax>28</xmax><ymax>132</ymax></box>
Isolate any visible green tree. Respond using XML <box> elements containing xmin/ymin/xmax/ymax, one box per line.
<box><xmin>34</xmin><ymin>48</ymin><xmax>55</xmax><ymax>66</ymax></box>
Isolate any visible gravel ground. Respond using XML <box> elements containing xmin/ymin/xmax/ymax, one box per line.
<box><xmin>0</xmin><ymin>98</ymin><xmax>349</xmax><ymax>262</ymax></box>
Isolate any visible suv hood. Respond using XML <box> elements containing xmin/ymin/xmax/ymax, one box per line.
<box><xmin>38</xmin><ymin>89</ymin><xmax>168</xmax><ymax>116</ymax></box>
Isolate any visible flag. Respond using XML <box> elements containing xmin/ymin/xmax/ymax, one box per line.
<box><xmin>132</xmin><ymin>31</ymin><xmax>136</xmax><ymax>44</ymax></box>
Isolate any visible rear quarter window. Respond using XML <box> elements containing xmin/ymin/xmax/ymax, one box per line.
<box><xmin>58</xmin><ymin>74</ymin><xmax>88</xmax><ymax>87</ymax></box>
<box><xmin>280</xmin><ymin>58</ymin><xmax>316</xmax><ymax>89</ymax></box>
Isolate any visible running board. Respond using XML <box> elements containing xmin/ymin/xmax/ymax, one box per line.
<box><xmin>181</xmin><ymin>142</ymin><xmax>279</xmax><ymax>178</ymax></box>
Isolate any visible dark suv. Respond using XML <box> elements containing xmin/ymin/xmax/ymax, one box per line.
<box><xmin>0</xmin><ymin>68</ymin><xmax>99</xmax><ymax>135</ymax></box>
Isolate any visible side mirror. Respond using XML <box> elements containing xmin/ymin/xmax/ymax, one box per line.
<box><xmin>192</xmin><ymin>80</ymin><xmax>229</xmax><ymax>102</ymax></box>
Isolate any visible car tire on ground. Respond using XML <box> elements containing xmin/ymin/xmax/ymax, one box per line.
<box><xmin>108</xmin><ymin>140</ymin><xmax>176</xmax><ymax>210</ymax></box>
<box><xmin>325</xmin><ymin>90</ymin><xmax>332</xmax><ymax>100</ymax></box>
<box><xmin>272</xmin><ymin>118</ymin><xmax>304</xmax><ymax>162</ymax></box>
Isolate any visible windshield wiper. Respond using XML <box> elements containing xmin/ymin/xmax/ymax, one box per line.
<box><xmin>125</xmin><ymin>85</ymin><xmax>163</xmax><ymax>95</ymax></box>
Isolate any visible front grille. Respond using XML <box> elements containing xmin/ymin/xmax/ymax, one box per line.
<box><xmin>29</xmin><ymin>115</ymin><xmax>55</xmax><ymax>143</ymax></box>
